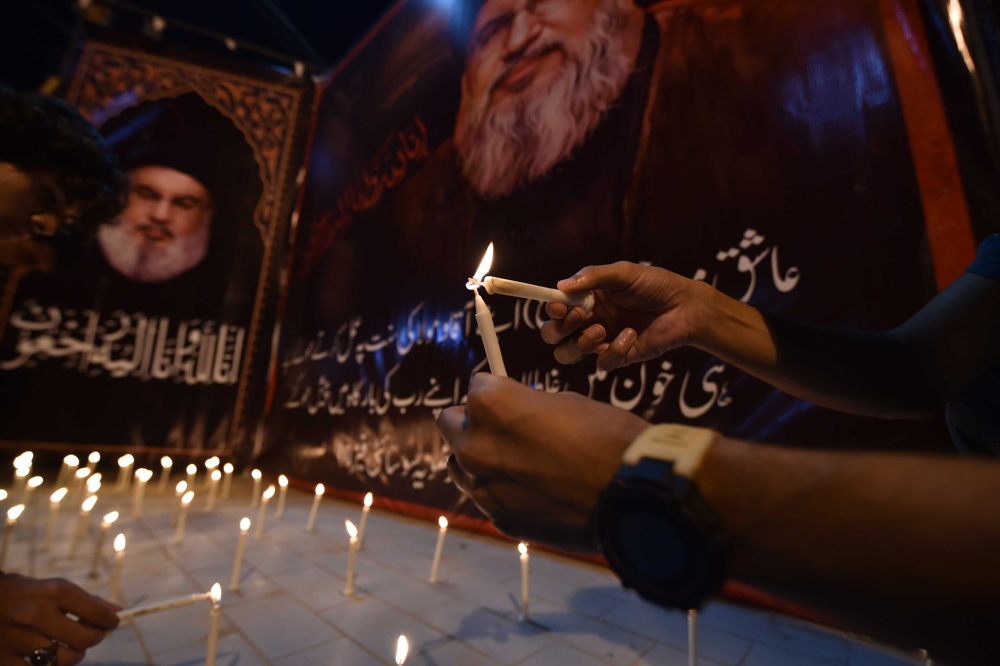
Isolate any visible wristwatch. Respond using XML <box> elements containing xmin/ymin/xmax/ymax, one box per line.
<box><xmin>594</xmin><ymin>423</ymin><xmax>729</xmax><ymax>611</ymax></box>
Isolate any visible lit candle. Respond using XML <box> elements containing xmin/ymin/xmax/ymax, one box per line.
<box><xmin>0</xmin><ymin>489</ymin><xmax>6</xmax><ymax>504</ymax></box>
<box><xmin>206</xmin><ymin>470</ymin><xmax>222</xmax><ymax>512</ymax></box>
<box><xmin>468</xmin><ymin>244</ymin><xmax>506</xmax><ymax>377</ymax></box>
<box><xmin>72</xmin><ymin>467</ymin><xmax>92</xmax><ymax>504</ymax></box>
<box><xmin>68</xmin><ymin>495</ymin><xmax>98</xmax><ymax>559</ymax></box>
<box><xmin>396</xmin><ymin>635</ymin><xmax>409</xmax><ymax>666</ymax></box>
<box><xmin>86</xmin><ymin>451</ymin><xmax>100</xmax><ymax>473</ymax></box>
<box><xmin>24</xmin><ymin>476</ymin><xmax>43</xmax><ymax>507</ymax></box>
<box><xmin>13</xmin><ymin>467</ymin><xmax>30</xmax><ymax>500</ymax></box>
<box><xmin>344</xmin><ymin>519</ymin><xmax>359</xmax><ymax>596</ymax></box>
<box><xmin>174</xmin><ymin>491</ymin><xmax>194</xmax><ymax>545</ymax></box>
<box><xmin>357</xmin><ymin>492</ymin><xmax>373</xmax><ymax>548</ymax></box>
<box><xmin>88</xmin><ymin>511</ymin><xmax>119</xmax><ymax>578</ymax></box>
<box><xmin>0</xmin><ymin>504</ymin><xmax>25</xmax><ymax>569</ymax></box>
<box><xmin>275</xmin><ymin>475</ymin><xmax>289</xmax><ymax>519</ymax></box>
<box><xmin>230</xmin><ymin>518</ymin><xmax>250</xmax><ymax>592</ymax></box>
<box><xmin>132</xmin><ymin>468</ymin><xmax>153</xmax><ymax>517</ymax></box>
<box><xmin>86</xmin><ymin>473</ymin><xmax>102</xmax><ymax>498</ymax></box>
<box><xmin>116</xmin><ymin>454</ymin><xmax>134</xmax><ymax>493</ymax></box>
<box><xmin>158</xmin><ymin>456</ymin><xmax>173</xmax><ymax>493</ymax></box>
<box><xmin>204</xmin><ymin>457</ymin><xmax>220</xmax><ymax>489</ymax></box>
<box><xmin>306</xmin><ymin>483</ymin><xmax>324</xmax><ymax>532</ymax></box>
<box><xmin>117</xmin><ymin>590</ymin><xmax>211</xmax><ymax>621</ymax></box>
<box><xmin>429</xmin><ymin>516</ymin><xmax>448</xmax><ymax>583</ymax></box>
<box><xmin>43</xmin><ymin>487</ymin><xmax>68</xmax><ymax>553</ymax></box>
<box><xmin>221</xmin><ymin>463</ymin><xmax>234</xmax><ymax>499</ymax></box>
<box><xmin>250</xmin><ymin>469</ymin><xmax>262</xmax><ymax>508</ymax></box>
<box><xmin>481</xmin><ymin>276</ymin><xmax>594</xmax><ymax>311</ymax></box>
<box><xmin>171</xmin><ymin>480</ymin><xmax>188</xmax><ymax>528</ymax></box>
<box><xmin>206</xmin><ymin>583</ymin><xmax>222</xmax><ymax>666</ymax></box>
<box><xmin>255</xmin><ymin>485</ymin><xmax>275</xmax><ymax>539</ymax></box>
<box><xmin>688</xmin><ymin>609</ymin><xmax>698</xmax><ymax>666</ymax></box>
<box><xmin>518</xmin><ymin>542</ymin><xmax>529</xmax><ymax>621</ymax></box>
<box><xmin>185</xmin><ymin>463</ymin><xmax>197</xmax><ymax>490</ymax></box>
<box><xmin>108</xmin><ymin>533</ymin><xmax>126</xmax><ymax>604</ymax></box>
<box><xmin>57</xmin><ymin>454</ymin><xmax>79</xmax><ymax>489</ymax></box>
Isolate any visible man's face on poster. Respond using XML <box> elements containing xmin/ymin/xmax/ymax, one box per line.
<box><xmin>98</xmin><ymin>165</ymin><xmax>212</xmax><ymax>283</ymax></box>
<box><xmin>454</xmin><ymin>0</ymin><xmax>634</xmax><ymax>199</ymax></box>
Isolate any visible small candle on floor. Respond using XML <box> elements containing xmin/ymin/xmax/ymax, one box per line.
<box><xmin>0</xmin><ymin>504</ymin><xmax>25</xmax><ymax>569</ymax></box>
<box><xmin>108</xmin><ymin>533</ymin><xmax>126</xmax><ymax>604</ymax></box>
<box><xmin>206</xmin><ymin>583</ymin><xmax>222</xmax><ymax>666</ymax></box>
<box><xmin>86</xmin><ymin>451</ymin><xmax>100</xmax><ymax>473</ymax></box>
<box><xmin>158</xmin><ymin>456</ymin><xmax>173</xmax><ymax>493</ymax></box>
<box><xmin>306</xmin><ymin>483</ymin><xmax>324</xmax><ymax>532</ymax></box>
<box><xmin>132</xmin><ymin>469</ymin><xmax>152</xmax><ymax>517</ymax></box>
<box><xmin>230</xmin><ymin>517</ymin><xmax>250</xmax><ymax>592</ymax></box>
<box><xmin>43</xmin><ymin>487</ymin><xmax>68</xmax><ymax>553</ymax></box>
<box><xmin>85</xmin><ymin>473</ymin><xmax>102</xmax><ymax>499</ymax></box>
<box><xmin>68</xmin><ymin>495</ymin><xmax>98</xmax><ymax>559</ymax></box>
<box><xmin>344</xmin><ymin>519</ymin><xmax>359</xmax><ymax>595</ymax></box>
<box><xmin>275</xmin><ymin>475</ymin><xmax>289</xmax><ymax>519</ymax></box>
<box><xmin>429</xmin><ymin>516</ymin><xmax>448</xmax><ymax>584</ymax></box>
<box><xmin>396</xmin><ymin>635</ymin><xmax>409</xmax><ymax>665</ymax></box>
<box><xmin>174</xmin><ymin>491</ymin><xmax>194</xmax><ymax>545</ymax></box>
<box><xmin>171</xmin><ymin>480</ymin><xmax>188</xmax><ymax>528</ymax></box>
<box><xmin>206</xmin><ymin>470</ymin><xmax>222</xmax><ymax>512</ymax></box>
<box><xmin>204</xmin><ymin>457</ymin><xmax>220</xmax><ymax>489</ymax></box>
<box><xmin>88</xmin><ymin>511</ymin><xmax>119</xmax><ymax>578</ymax></box>
<box><xmin>24</xmin><ymin>476</ymin><xmax>42</xmax><ymax>507</ymax></box>
<box><xmin>116</xmin><ymin>454</ymin><xmax>134</xmax><ymax>493</ymax></box>
<box><xmin>56</xmin><ymin>454</ymin><xmax>79</xmax><ymax>489</ymax></box>
<box><xmin>250</xmin><ymin>469</ymin><xmax>262</xmax><ymax>508</ymax></box>
<box><xmin>185</xmin><ymin>464</ymin><xmax>197</xmax><ymax>490</ymax></box>
<box><xmin>357</xmin><ymin>492</ymin><xmax>373</xmax><ymax>547</ymax></box>
<box><xmin>518</xmin><ymin>542</ymin><xmax>529</xmax><ymax>621</ymax></box>
<box><xmin>72</xmin><ymin>467</ymin><xmax>92</xmax><ymax>504</ymax></box>
<box><xmin>688</xmin><ymin>609</ymin><xmax>698</xmax><ymax>666</ymax></box>
<box><xmin>221</xmin><ymin>463</ymin><xmax>234</xmax><ymax>499</ymax></box>
<box><xmin>255</xmin><ymin>485</ymin><xmax>275</xmax><ymax>539</ymax></box>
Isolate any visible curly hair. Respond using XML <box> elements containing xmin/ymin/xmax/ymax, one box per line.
<box><xmin>0</xmin><ymin>86</ymin><xmax>125</xmax><ymax>235</ymax></box>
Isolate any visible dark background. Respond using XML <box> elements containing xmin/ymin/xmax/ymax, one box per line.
<box><xmin>0</xmin><ymin>0</ymin><xmax>400</xmax><ymax>90</ymax></box>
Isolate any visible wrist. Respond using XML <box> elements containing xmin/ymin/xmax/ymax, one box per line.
<box><xmin>679</xmin><ymin>278</ymin><xmax>719</xmax><ymax>351</ymax></box>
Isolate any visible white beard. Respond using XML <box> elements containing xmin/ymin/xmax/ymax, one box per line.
<box><xmin>97</xmin><ymin>220</ymin><xmax>210</xmax><ymax>283</ymax></box>
<box><xmin>455</xmin><ymin>0</ymin><xmax>635</xmax><ymax>199</ymax></box>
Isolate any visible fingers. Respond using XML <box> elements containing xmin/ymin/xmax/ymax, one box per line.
<box><xmin>556</xmin><ymin>261</ymin><xmax>639</xmax><ymax>294</ymax></box>
<box><xmin>595</xmin><ymin>328</ymin><xmax>638</xmax><ymax>372</ymax></box>
<box><xmin>539</xmin><ymin>306</ymin><xmax>587</xmax><ymax>345</ymax></box>
<box><xmin>55</xmin><ymin>580</ymin><xmax>120</xmax><ymax>633</ymax></box>
<box><xmin>437</xmin><ymin>405</ymin><xmax>467</xmax><ymax>444</ymax></box>
<box><xmin>552</xmin><ymin>325</ymin><xmax>607</xmax><ymax>365</ymax></box>
<box><xmin>446</xmin><ymin>454</ymin><xmax>476</xmax><ymax>496</ymax></box>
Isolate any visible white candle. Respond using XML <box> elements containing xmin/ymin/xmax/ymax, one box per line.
<box><xmin>57</xmin><ymin>454</ymin><xmax>79</xmax><ymax>489</ymax></box>
<box><xmin>43</xmin><ymin>487</ymin><xmax>68</xmax><ymax>553</ymax></box>
<box><xmin>204</xmin><ymin>457</ymin><xmax>220</xmax><ymax>489</ymax></box>
<box><xmin>221</xmin><ymin>463</ymin><xmax>234</xmax><ymax>499</ymax></box>
<box><xmin>688</xmin><ymin>608</ymin><xmax>698</xmax><ymax>666</ymax></box>
<box><xmin>469</xmin><ymin>244</ymin><xmax>507</xmax><ymax>377</ymax></box>
<box><xmin>518</xmin><ymin>542</ymin><xmax>529</xmax><ymax>621</ymax></box>
<box><xmin>429</xmin><ymin>516</ymin><xmax>448</xmax><ymax>584</ymax></box>
<box><xmin>68</xmin><ymin>495</ymin><xmax>98</xmax><ymax>559</ymax></box>
<box><xmin>86</xmin><ymin>473</ymin><xmax>102</xmax><ymax>498</ymax></box>
<box><xmin>117</xmin><ymin>590</ymin><xmax>211</xmax><ymax>621</ymax></box>
<box><xmin>158</xmin><ymin>456</ymin><xmax>173</xmax><ymax>493</ymax></box>
<box><xmin>357</xmin><ymin>492</ymin><xmax>373</xmax><ymax>548</ymax></box>
<box><xmin>116</xmin><ymin>454</ymin><xmax>134</xmax><ymax>493</ymax></box>
<box><xmin>24</xmin><ymin>476</ymin><xmax>42</xmax><ymax>507</ymax></box>
<box><xmin>174</xmin><ymin>491</ymin><xmax>194</xmax><ymax>545</ymax></box>
<box><xmin>230</xmin><ymin>518</ymin><xmax>250</xmax><ymax>592</ymax></box>
<box><xmin>185</xmin><ymin>464</ymin><xmax>197</xmax><ymax>490</ymax></box>
<box><xmin>482</xmin><ymin>276</ymin><xmax>594</xmax><ymax>312</ymax></box>
<box><xmin>306</xmin><ymin>484</ymin><xmax>324</xmax><ymax>532</ymax></box>
<box><xmin>344</xmin><ymin>519</ymin><xmax>359</xmax><ymax>596</ymax></box>
<box><xmin>108</xmin><ymin>533</ymin><xmax>126</xmax><ymax>604</ymax></box>
<box><xmin>132</xmin><ymin>469</ymin><xmax>152</xmax><ymax>517</ymax></box>
<box><xmin>0</xmin><ymin>504</ymin><xmax>25</xmax><ymax>569</ymax></box>
<box><xmin>275</xmin><ymin>475</ymin><xmax>289</xmax><ymax>519</ymax></box>
<box><xmin>171</xmin><ymin>480</ymin><xmax>188</xmax><ymax>528</ymax></box>
<box><xmin>206</xmin><ymin>583</ymin><xmax>222</xmax><ymax>666</ymax></box>
<box><xmin>250</xmin><ymin>469</ymin><xmax>262</xmax><ymax>508</ymax></box>
<box><xmin>72</xmin><ymin>467</ymin><xmax>92</xmax><ymax>504</ymax></box>
<box><xmin>13</xmin><ymin>467</ymin><xmax>29</xmax><ymax>501</ymax></box>
<box><xmin>206</xmin><ymin>470</ymin><xmax>222</xmax><ymax>512</ymax></box>
<box><xmin>88</xmin><ymin>511</ymin><xmax>119</xmax><ymax>578</ymax></box>
<box><xmin>86</xmin><ymin>451</ymin><xmax>100</xmax><ymax>473</ymax></box>
<box><xmin>396</xmin><ymin>635</ymin><xmax>409</xmax><ymax>665</ymax></box>
<box><xmin>255</xmin><ymin>485</ymin><xmax>275</xmax><ymax>539</ymax></box>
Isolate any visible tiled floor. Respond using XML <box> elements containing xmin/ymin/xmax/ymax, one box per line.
<box><xmin>2</xmin><ymin>469</ymin><xmax>925</xmax><ymax>665</ymax></box>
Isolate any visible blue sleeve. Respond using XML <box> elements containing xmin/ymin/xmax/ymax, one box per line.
<box><xmin>968</xmin><ymin>233</ymin><xmax>1000</xmax><ymax>281</ymax></box>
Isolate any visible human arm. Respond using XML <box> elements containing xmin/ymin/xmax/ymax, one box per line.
<box><xmin>543</xmin><ymin>261</ymin><xmax>1000</xmax><ymax>417</ymax></box>
<box><xmin>439</xmin><ymin>373</ymin><xmax>1000</xmax><ymax>664</ymax></box>
<box><xmin>0</xmin><ymin>573</ymin><xmax>120</xmax><ymax>666</ymax></box>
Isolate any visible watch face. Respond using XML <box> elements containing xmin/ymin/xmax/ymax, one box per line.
<box><xmin>610</xmin><ymin>507</ymin><xmax>692</xmax><ymax>585</ymax></box>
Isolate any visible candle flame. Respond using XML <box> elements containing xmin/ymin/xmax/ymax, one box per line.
<box><xmin>65</xmin><ymin>454</ymin><xmax>80</xmax><ymax>466</ymax></box>
<box><xmin>518</xmin><ymin>542</ymin><xmax>528</xmax><ymax>556</ymax></box>
<box><xmin>205</xmin><ymin>456</ymin><xmax>220</xmax><ymax>470</ymax></box>
<box><xmin>104</xmin><ymin>511</ymin><xmax>119</xmax><ymax>525</ymax></box>
<box><xmin>181</xmin><ymin>491</ymin><xmax>195</xmax><ymax>505</ymax></box>
<box><xmin>161</xmin><ymin>456</ymin><xmax>173</xmax><ymax>468</ymax></box>
<box><xmin>223</xmin><ymin>463</ymin><xmax>234</xmax><ymax>473</ymax></box>
<box><xmin>472</xmin><ymin>242</ymin><xmax>494</xmax><ymax>283</ymax></box>
<box><xmin>438</xmin><ymin>516</ymin><xmax>448</xmax><ymax>529</ymax></box>
<box><xmin>15</xmin><ymin>467</ymin><xmax>29</xmax><ymax>478</ymax></box>
<box><xmin>75</xmin><ymin>468</ymin><xmax>91</xmax><ymax>479</ymax></box>
<box><xmin>396</xmin><ymin>635</ymin><xmax>409</xmax><ymax>665</ymax></box>
<box><xmin>364</xmin><ymin>492</ymin><xmax>373</xmax><ymax>508</ymax></box>
<box><xmin>7</xmin><ymin>504</ymin><xmax>25</xmax><ymax>521</ymax></box>
<box><xmin>278</xmin><ymin>475</ymin><xmax>288</xmax><ymax>487</ymax></box>
<box><xmin>345</xmin><ymin>519</ymin><xmax>358</xmax><ymax>539</ymax></box>
<box><xmin>315</xmin><ymin>483</ymin><xmax>325</xmax><ymax>495</ymax></box>
<box><xmin>88</xmin><ymin>452</ymin><xmax>100</xmax><ymax>464</ymax></box>
<box><xmin>263</xmin><ymin>485</ymin><xmax>276</xmax><ymax>500</ymax></box>
<box><xmin>28</xmin><ymin>476</ymin><xmax>43</xmax><ymax>488</ymax></box>
<box><xmin>137</xmin><ymin>469</ymin><xmax>153</xmax><ymax>482</ymax></box>
<box><xmin>82</xmin><ymin>495</ymin><xmax>98</xmax><ymax>512</ymax></box>
<box><xmin>211</xmin><ymin>470</ymin><xmax>222</xmax><ymax>481</ymax></box>
<box><xmin>114</xmin><ymin>533</ymin><xmax>126</xmax><ymax>552</ymax></box>
<box><xmin>240</xmin><ymin>517</ymin><xmax>251</xmax><ymax>531</ymax></box>
<box><xmin>176</xmin><ymin>480</ymin><xmax>188</xmax><ymax>494</ymax></box>
<box><xmin>252</xmin><ymin>469</ymin><xmax>262</xmax><ymax>480</ymax></box>
<box><xmin>186</xmin><ymin>464</ymin><xmax>197</xmax><ymax>474</ymax></box>
<box><xmin>89</xmin><ymin>472</ymin><xmax>103</xmax><ymax>484</ymax></box>
<box><xmin>210</xmin><ymin>583</ymin><xmax>222</xmax><ymax>603</ymax></box>
<box><xmin>0</xmin><ymin>490</ymin><xmax>6</xmax><ymax>501</ymax></box>
<box><xmin>50</xmin><ymin>488</ymin><xmax>68</xmax><ymax>503</ymax></box>
<box><xmin>119</xmin><ymin>454</ymin><xmax>134</xmax><ymax>467</ymax></box>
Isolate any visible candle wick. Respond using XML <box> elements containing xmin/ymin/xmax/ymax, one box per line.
<box><xmin>466</xmin><ymin>277</ymin><xmax>481</xmax><ymax>290</ymax></box>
